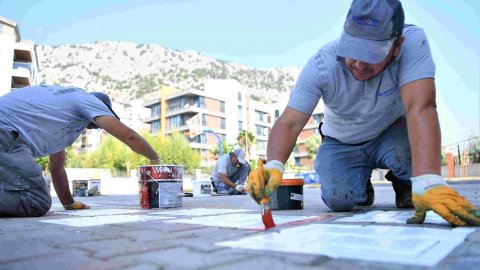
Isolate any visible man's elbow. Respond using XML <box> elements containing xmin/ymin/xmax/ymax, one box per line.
<box><xmin>406</xmin><ymin>101</ymin><xmax>437</xmax><ymax>115</ymax></box>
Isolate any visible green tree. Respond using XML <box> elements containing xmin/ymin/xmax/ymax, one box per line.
<box><xmin>66</xmin><ymin>132</ymin><xmax>202</xmax><ymax>175</ymax></box>
<box><xmin>210</xmin><ymin>141</ymin><xmax>235</xmax><ymax>158</ymax></box>
<box><xmin>85</xmin><ymin>135</ymin><xmax>129</xmax><ymax>172</ymax></box>
<box><xmin>35</xmin><ymin>156</ymin><xmax>49</xmax><ymax>171</ymax></box>
<box><xmin>237</xmin><ymin>129</ymin><xmax>256</xmax><ymax>159</ymax></box>
<box><xmin>305</xmin><ymin>135</ymin><xmax>322</xmax><ymax>160</ymax></box>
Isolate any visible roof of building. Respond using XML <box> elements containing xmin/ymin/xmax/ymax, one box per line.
<box><xmin>0</xmin><ymin>15</ymin><xmax>21</xmax><ymax>41</ymax></box>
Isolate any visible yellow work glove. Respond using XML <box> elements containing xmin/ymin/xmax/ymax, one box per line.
<box><xmin>63</xmin><ymin>201</ymin><xmax>90</xmax><ymax>210</ymax></box>
<box><xmin>247</xmin><ymin>159</ymin><xmax>284</xmax><ymax>204</ymax></box>
<box><xmin>407</xmin><ymin>174</ymin><xmax>480</xmax><ymax>226</ymax></box>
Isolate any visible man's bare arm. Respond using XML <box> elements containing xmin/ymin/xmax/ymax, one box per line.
<box><xmin>400</xmin><ymin>78</ymin><xmax>441</xmax><ymax>176</ymax></box>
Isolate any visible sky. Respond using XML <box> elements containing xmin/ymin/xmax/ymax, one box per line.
<box><xmin>1</xmin><ymin>0</ymin><xmax>479</xmax><ymax>146</ymax></box>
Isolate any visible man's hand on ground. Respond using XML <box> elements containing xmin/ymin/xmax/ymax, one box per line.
<box><xmin>235</xmin><ymin>184</ymin><xmax>245</xmax><ymax>193</ymax></box>
<box><xmin>63</xmin><ymin>201</ymin><xmax>90</xmax><ymax>210</ymax></box>
<box><xmin>407</xmin><ymin>174</ymin><xmax>480</xmax><ymax>226</ymax></box>
<box><xmin>247</xmin><ymin>159</ymin><xmax>284</xmax><ymax>204</ymax></box>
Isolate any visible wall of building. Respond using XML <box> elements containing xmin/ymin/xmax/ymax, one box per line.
<box><xmin>0</xmin><ymin>26</ymin><xmax>16</xmax><ymax>95</ymax></box>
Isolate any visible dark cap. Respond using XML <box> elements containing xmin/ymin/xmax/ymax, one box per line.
<box><xmin>91</xmin><ymin>92</ymin><xmax>119</xmax><ymax>119</ymax></box>
<box><xmin>337</xmin><ymin>0</ymin><xmax>405</xmax><ymax>64</ymax></box>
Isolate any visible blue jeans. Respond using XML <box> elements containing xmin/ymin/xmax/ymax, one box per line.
<box><xmin>314</xmin><ymin>117</ymin><xmax>412</xmax><ymax>212</ymax></box>
<box><xmin>0</xmin><ymin>129</ymin><xmax>52</xmax><ymax>217</ymax></box>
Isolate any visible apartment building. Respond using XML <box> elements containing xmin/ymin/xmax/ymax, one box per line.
<box><xmin>73</xmin><ymin>98</ymin><xmax>151</xmax><ymax>153</ymax></box>
<box><xmin>0</xmin><ymin>16</ymin><xmax>38</xmax><ymax>96</ymax></box>
<box><xmin>246</xmin><ymin>99</ymin><xmax>271</xmax><ymax>160</ymax></box>
<box><xmin>273</xmin><ymin>93</ymin><xmax>325</xmax><ymax>168</ymax></box>
<box><xmin>143</xmin><ymin>80</ymin><xmax>273</xmax><ymax>166</ymax></box>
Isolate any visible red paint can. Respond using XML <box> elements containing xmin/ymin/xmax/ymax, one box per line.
<box><xmin>138</xmin><ymin>165</ymin><xmax>184</xmax><ymax>209</ymax></box>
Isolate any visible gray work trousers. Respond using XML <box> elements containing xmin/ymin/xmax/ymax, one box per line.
<box><xmin>0</xmin><ymin>129</ymin><xmax>51</xmax><ymax>217</ymax></box>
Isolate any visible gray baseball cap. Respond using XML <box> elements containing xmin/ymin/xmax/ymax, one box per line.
<box><xmin>233</xmin><ymin>149</ymin><xmax>246</xmax><ymax>164</ymax></box>
<box><xmin>91</xmin><ymin>92</ymin><xmax>119</xmax><ymax>119</ymax></box>
<box><xmin>337</xmin><ymin>0</ymin><xmax>405</xmax><ymax>64</ymax></box>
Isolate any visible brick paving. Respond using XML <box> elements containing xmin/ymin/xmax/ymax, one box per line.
<box><xmin>1</xmin><ymin>180</ymin><xmax>479</xmax><ymax>270</ymax></box>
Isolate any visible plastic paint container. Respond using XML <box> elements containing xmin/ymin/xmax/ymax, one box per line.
<box><xmin>138</xmin><ymin>165</ymin><xmax>184</xmax><ymax>208</ymax></box>
<box><xmin>192</xmin><ymin>179</ymin><xmax>212</xmax><ymax>197</ymax></box>
<box><xmin>270</xmin><ymin>178</ymin><xmax>304</xmax><ymax>210</ymax></box>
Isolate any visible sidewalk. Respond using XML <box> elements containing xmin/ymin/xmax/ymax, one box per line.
<box><xmin>1</xmin><ymin>181</ymin><xmax>479</xmax><ymax>270</ymax></box>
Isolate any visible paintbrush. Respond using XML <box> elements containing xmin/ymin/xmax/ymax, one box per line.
<box><xmin>260</xmin><ymin>197</ymin><xmax>276</xmax><ymax>228</ymax></box>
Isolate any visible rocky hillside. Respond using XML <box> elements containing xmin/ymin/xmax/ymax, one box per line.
<box><xmin>36</xmin><ymin>41</ymin><xmax>300</xmax><ymax>103</ymax></box>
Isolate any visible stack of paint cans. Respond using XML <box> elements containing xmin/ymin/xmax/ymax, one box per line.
<box><xmin>138</xmin><ymin>165</ymin><xmax>184</xmax><ymax>209</ymax></box>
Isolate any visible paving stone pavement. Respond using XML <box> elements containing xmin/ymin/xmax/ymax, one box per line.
<box><xmin>1</xmin><ymin>180</ymin><xmax>479</xmax><ymax>270</ymax></box>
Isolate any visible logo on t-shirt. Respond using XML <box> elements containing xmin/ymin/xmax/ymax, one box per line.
<box><xmin>378</xmin><ymin>86</ymin><xmax>398</xmax><ymax>97</ymax></box>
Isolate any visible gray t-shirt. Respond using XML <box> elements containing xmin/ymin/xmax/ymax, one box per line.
<box><xmin>288</xmin><ymin>24</ymin><xmax>436</xmax><ymax>144</ymax></box>
<box><xmin>211</xmin><ymin>153</ymin><xmax>241</xmax><ymax>185</ymax></box>
<box><xmin>0</xmin><ymin>85</ymin><xmax>115</xmax><ymax>157</ymax></box>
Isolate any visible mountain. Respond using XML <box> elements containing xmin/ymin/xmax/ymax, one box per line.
<box><xmin>36</xmin><ymin>41</ymin><xmax>300</xmax><ymax>103</ymax></box>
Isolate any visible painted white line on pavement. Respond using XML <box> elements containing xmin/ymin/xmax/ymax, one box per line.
<box><xmin>336</xmin><ymin>210</ymin><xmax>449</xmax><ymax>225</ymax></box>
<box><xmin>40</xmin><ymin>214</ymin><xmax>174</xmax><ymax>227</ymax></box>
<box><xmin>54</xmin><ymin>208</ymin><xmax>145</xmax><ymax>216</ymax></box>
<box><xmin>148</xmin><ymin>208</ymin><xmax>253</xmax><ymax>216</ymax></box>
<box><xmin>164</xmin><ymin>213</ymin><xmax>319</xmax><ymax>230</ymax></box>
<box><xmin>217</xmin><ymin>224</ymin><xmax>475</xmax><ymax>267</ymax></box>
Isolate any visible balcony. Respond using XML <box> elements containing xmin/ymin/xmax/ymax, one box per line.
<box><xmin>14</xmin><ymin>48</ymin><xmax>33</xmax><ymax>62</ymax></box>
<box><xmin>12</xmin><ymin>62</ymin><xmax>32</xmax><ymax>85</ymax></box>
<box><xmin>12</xmin><ymin>76</ymin><xmax>30</xmax><ymax>87</ymax></box>
<box><xmin>165</xmin><ymin>104</ymin><xmax>203</xmax><ymax>117</ymax></box>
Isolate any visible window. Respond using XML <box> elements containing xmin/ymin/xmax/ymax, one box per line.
<box><xmin>220</xmin><ymin>101</ymin><xmax>225</xmax><ymax>113</ymax></box>
<box><xmin>202</xmin><ymin>114</ymin><xmax>206</xmax><ymax>126</ymax></box>
<box><xmin>238</xmin><ymin>92</ymin><xmax>242</xmax><ymax>102</ymax></box>
<box><xmin>221</xmin><ymin>118</ymin><xmax>226</xmax><ymax>129</ymax></box>
<box><xmin>238</xmin><ymin>121</ymin><xmax>243</xmax><ymax>132</ymax></box>
<box><xmin>256</xmin><ymin>125</ymin><xmax>267</xmax><ymax>136</ymax></box>
<box><xmin>238</xmin><ymin>106</ymin><xmax>243</xmax><ymax>118</ymax></box>
<box><xmin>255</xmin><ymin>110</ymin><xmax>264</xmax><ymax>121</ymax></box>
<box><xmin>168</xmin><ymin>115</ymin><xmax>184</xmax><ymax>129</ymax></box>
<box><xmin>168</xmin><ymin>97</ymin><xmax>186</xmax><ymax>112</ymax></box>
<box><xmin>257</xmin><ymin>140</ymin><xmax>267</xmax><ymax>151</ymax></box>
<box><xmin>0</xmin><ymin>24</ymin><xmax>3</xmax><ymax>34</ymax></box>
<box><xmin>193</xmin><ymin>134</ymin><xmax>206</xmax><ymax>144</ymax></box>
<box><xmin>295</xmin><ymin>157</ymin><xmax>302</xmax><ymax>166</ymax></box>
<box><xmin>195</xmin><ymin>96</ymin><xmax>205</xmax><ymax>108</ymax></box>
<box><xmin>151</xmin><ymin>120</ymin><xmax>160</xmax><ymax>133</ymax></box>
<box><xmin>275</xmin><ymin>109</ymin><xmax>280</xmax><ymax>118</ymax></box>
<box><xmin>151</xmin><ymin>104</ymin><xmax>160</xmax><ymax>117</ymax></box>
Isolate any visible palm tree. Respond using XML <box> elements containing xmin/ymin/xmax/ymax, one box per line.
<box><xmin>237</xmin><ymin>130</ymin><xmax>256</xmax><ymax>159</ymax></box>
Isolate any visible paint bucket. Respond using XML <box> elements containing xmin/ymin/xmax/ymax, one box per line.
<box><xmin>138</xmin><ymin>165</ymin><xmax>184</xmax><ymax>208</ymax></box>
<box><xmin>270</xmin><ymin>178</ymin><xmax>304</xmax><ymax>210</ymax></box>
<box><xmin>192</xmin><ymin>179</ymin><xmax>212</xmax><ymax>197</ymax></box>
<box><xmin>72</xmin><ymin>180</ymin><xmax>89</xmax><ymax>197</ymax></box>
